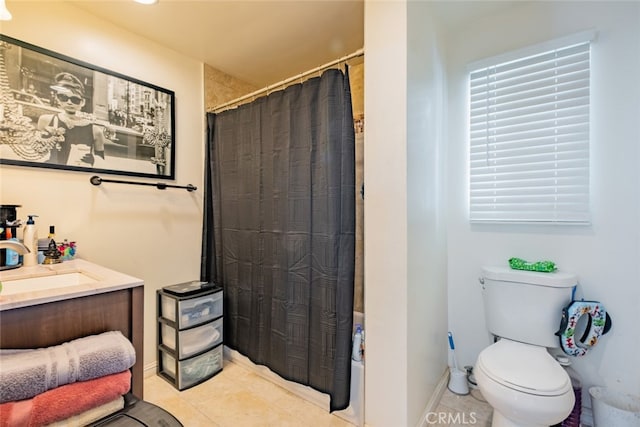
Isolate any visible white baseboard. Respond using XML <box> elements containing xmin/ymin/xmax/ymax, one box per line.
<box><xmin>416</xmin><ymin>368</ymin><xmax>449</xmax><ymax>427</ymax></box>
<box><xmin>144</xmin><ymin>361</ymin><xmax>157</xmax><ymax>378</ymax></box>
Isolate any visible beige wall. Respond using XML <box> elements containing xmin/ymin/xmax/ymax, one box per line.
<box><xmin>1</xmin><ymin>2</ymin><xmax>205</xmax><ymax>370</ymax></box>
<box><xmin>364</xmin><ymin>1</ymin><xmax>409</xmax><ymax>424</ymax></box>
<box><xmin>365</xmin><ymin>1</ymin><xmax>448</xmax><ymax>425</ymax></box>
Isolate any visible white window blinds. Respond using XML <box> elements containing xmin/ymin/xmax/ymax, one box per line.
<box><xmin>469</xmin><ymin>35</ymin><xmax>593</xmax><ymax>224</ymax></box>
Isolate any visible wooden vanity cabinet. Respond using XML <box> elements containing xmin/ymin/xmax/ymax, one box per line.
<box><xmin>0</xmin><ymin>286</ymin><xmax>144</xmax><ymax>399</ymax></box>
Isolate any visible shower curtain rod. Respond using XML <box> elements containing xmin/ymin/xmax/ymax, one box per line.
<box><xmin>211</xmin><ymin>48</ymin><xmax>364</xmax><ymax>113</ymax></box>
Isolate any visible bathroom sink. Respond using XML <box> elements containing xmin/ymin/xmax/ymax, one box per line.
<box><xmin>0</xmin><ymin>272</ymin><xmax>98</xmax><ymax>295</ymax></box>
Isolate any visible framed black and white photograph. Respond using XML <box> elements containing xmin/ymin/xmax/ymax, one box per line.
<box><xmin>0</xmin><ymin>34</ymin><xmax>175</xmax><ymax>179</ymax></box>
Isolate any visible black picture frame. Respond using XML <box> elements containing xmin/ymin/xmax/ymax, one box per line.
<box><xmin>0</xmin><ymin>34</ymin><xmax>176</xmax><ymax>180</ymax></box>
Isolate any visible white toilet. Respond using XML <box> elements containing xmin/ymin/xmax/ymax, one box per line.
<box><xmin>475</xmin><ymin>266</ymin><xmax>577</xmax><ymax>427</ymax></box>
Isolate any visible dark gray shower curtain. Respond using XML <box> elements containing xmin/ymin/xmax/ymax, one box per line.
<box><xmin>201</xmin><ymin>68</ymin><xmax>355</xmax><ymax>411</ymax></box>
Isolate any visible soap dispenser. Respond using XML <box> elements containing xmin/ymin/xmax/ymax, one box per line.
<box><xmin>22</xmin><ymin>215</ymin><xmax>38</xmax><ymax>266</ymax></box>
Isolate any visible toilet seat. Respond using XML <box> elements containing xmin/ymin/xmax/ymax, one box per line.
<box><xmin>476</xmin><ymin>339</ymin><xmax>571</xmax><ymax>397</ymax></box>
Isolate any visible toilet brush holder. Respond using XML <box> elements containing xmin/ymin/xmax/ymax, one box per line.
<box><xmin>448</xmin><ymin>369</ymin><xmax>470</xmax><ymax>395</ymax></box>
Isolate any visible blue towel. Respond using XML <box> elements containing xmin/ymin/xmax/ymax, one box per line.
<box><xmin>0</xmin><ymin>331</ymin><xmax>135</xmax><ymax>403</ymax></box>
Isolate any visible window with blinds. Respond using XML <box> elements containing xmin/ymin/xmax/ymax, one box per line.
<box><xmin>469</xmin><ymin>34</ymin><xmax>593</xmax><ymax>224</ymax></box>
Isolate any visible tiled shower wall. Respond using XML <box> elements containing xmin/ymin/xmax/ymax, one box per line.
<box><xmin>203</xmin><ymin>61</ymin><xmax>365</xmax><ymax>314</ymax></box>
<box><xmin>204</xmin><ymin>64</ymin><xmax>259</xmax><ymax>111</ymax></box>
<box><xmin>350</xmin><ymin>62</ymin><xmax>364</xmax><ymax>314</ymax></box>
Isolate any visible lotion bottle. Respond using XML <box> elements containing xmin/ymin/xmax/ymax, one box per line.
<box><xmin>22</xmin><ymin>215</ymin><xmax>38</xmax><ymax>266</ymax></box>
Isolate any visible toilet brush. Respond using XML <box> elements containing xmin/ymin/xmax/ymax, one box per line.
<box><xmin>447</xmin><ymin>332</ymin><xmax>469</xmax><ymax>395</ymax></box>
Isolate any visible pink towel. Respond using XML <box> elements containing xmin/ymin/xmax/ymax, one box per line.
<box><xmin>0</xmin><ymin>370</ymin><xmax>131</xmax><ymax>427</ymax></box>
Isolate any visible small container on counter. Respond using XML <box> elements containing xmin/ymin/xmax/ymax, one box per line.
<box><xmin>58</xmin><ymin>239</ymin><xmax>77</xmax><ymax>261</ymax></box>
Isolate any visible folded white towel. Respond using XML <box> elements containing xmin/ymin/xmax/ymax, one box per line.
<box><xmin>46</xmin><ymin>396</ymin><xmax>125</xmax><ymax>427</ymax></box>
<box><xmin>0</xmin><ymin>331</ymin><xmax>135</xmax><ymax>403</ymax></box>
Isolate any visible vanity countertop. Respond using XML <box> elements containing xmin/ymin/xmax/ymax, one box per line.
<box><xmin>0</xmin><ymin>259</ymin><xmax>144</xmax><ymax>311</ymax></box>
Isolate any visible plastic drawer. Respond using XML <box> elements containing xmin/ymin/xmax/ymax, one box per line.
<box><xmin>160</xmin><ymin>317</ymin><xmax>223</xmax><ymax>360</ymax></box>
<box><xmin>159</xmin><ymin>289</ymin><xmax>223</xmax><ymax>328</ymax></box>
<box><xmin>159</xmin><ymin>344</ymin><xmax>223</xmax><ymax>390</ymax></box>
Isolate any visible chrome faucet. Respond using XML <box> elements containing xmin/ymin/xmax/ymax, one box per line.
<box><xmin>0</xmin><ymin>240</ymin><xmax>31</xmax><ymax>271</ymax></box>
<box><xmin>0</xmin><ymin>240</ymin><xmax>30</xmax><ymax>254</ymax></box>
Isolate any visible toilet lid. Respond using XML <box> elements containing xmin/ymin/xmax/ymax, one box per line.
<box><xmin>477</xmin><ymin>339</ymin><xmax>571</xmax><ymax>396</ymax></box>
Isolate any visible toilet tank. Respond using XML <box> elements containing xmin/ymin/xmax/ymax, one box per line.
<box><xmin>480</xmin><ymin>266</ymin><xmax>577</xmax><ymax>348</ymax></box>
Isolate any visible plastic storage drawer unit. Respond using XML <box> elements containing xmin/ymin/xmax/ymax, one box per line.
<box><xmin>159</xmin><ymin>317</ymin><xmax>223</xmax><ymax>359</ymax></box>
<box><xmin>157</xmin><ymin>281</ymin><xmax>224</xmax><ymax>391</ymax></box>
<box><xmin>159</xmin><ymin>285</ymin><xmax>223</xmax><ymax>329</ymax></box>
<box><xmin>159</xmin><ymin>344</ymin><xmax>223</xmax><ymax>390</ymax></box>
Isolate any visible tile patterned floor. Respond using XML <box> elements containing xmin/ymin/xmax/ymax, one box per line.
<box><xmin>430</xmin><ymin>388</ymin><xmax>493</xmax><ymax>427</ymax></box>
<box><xmin>144</xmin><ymin>361</ymin><xmax>353</xmax><ymax>427</ymax></box>
<box><xmin>144</xmin><ymin>361</ymin><xmax>493</xmax><ymax>427</ymax></box>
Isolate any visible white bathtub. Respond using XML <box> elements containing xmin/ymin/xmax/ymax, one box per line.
<box><xmin>223</xmin><ymin>311</ymin><xmax>365</xmax><ymax>426</ymax></box>
<box><xmin>335</xmin><ymin>357</ymin><xmax>365</xmax><ymax>426</ymax></box>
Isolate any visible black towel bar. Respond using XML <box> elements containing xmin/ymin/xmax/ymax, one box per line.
<box><xmin>90</xmin><ymin>176</ymin><xmax>197</xmax><ymax>192</ymax></box>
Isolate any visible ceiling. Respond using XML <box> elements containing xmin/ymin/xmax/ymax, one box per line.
<box><xmin>65</xmin><ymin>0</ymin><xmax>520</xmax><ymax>89</ymax></box>
<box><xmin>67</xmin><ymin>0</ymin><xmax>365</xmax><ymax>88</ymax></box>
